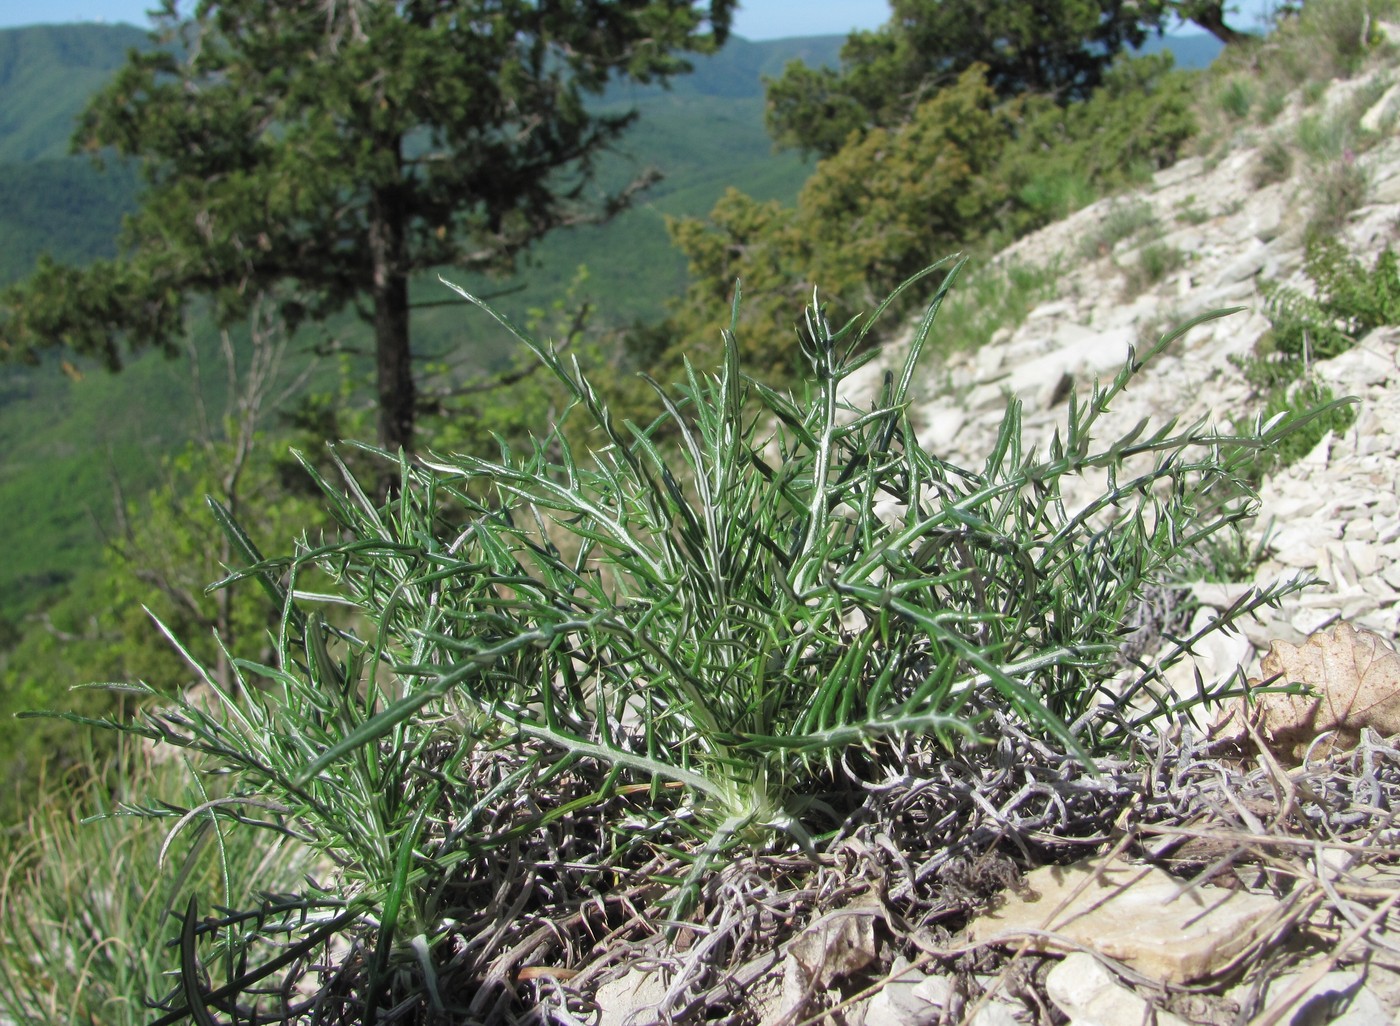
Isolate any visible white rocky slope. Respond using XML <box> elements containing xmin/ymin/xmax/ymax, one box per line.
<box><xmin>757</xmin><ymin>61</ymin><xmax>1400</xmax><ymax>1026</ymax></box>
<box><xmin>882</xmin><ymin>60</ymin><xmax>1400</xmax><ymax>694</ymax></box>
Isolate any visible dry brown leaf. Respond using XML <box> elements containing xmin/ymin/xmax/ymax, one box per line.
<box><xmin>772</xmin><ymin>905</ymin><xmax>879</xmax><ymax>1026</ymax></box>
<box><xmin>1215</xmin><ymin>622</ymin><xmax>1400</xmax><ymax>763</ymax></box>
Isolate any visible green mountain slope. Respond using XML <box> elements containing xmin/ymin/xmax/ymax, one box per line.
<box><xmin>0</xmin><ymin>25</ymin><xmax>829</xmax><ymax>623</ymax></box>
<box><xmin>0</xmin><ymin>23</ymin><xmax>152</xmax><ymax>163</ymax></box>
<box><xmin>0</xmin><ymin>158</ymin><xmax>140</xmax><ymax>285</ymax></box>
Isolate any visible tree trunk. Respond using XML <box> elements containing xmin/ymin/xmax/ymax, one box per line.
<box><xmin>369</xmin><ymin>180</ymin><xmax>416</xmax><ymax>462</ymax></box>
<box><xmin>1189</xmin><ymin>3</ymin><xmax>1250</xmax><ymax>45</ymax></box>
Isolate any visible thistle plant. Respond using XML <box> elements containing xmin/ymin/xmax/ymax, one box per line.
<box><xmin>28</xmin><ymin>260</ymin><xmax>1320</xmax><ymax>1021</ymax></box>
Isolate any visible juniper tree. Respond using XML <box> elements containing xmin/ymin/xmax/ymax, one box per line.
<box><xmin>0</xmin><ymin>0</ymin><xmax>733</xmax><ymax>456</ymax></box>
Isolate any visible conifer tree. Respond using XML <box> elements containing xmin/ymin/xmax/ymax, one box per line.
<box><xmin>764</xmin><ymin>0</ymin><xmax>1246</xmax><ymax>158</ymax></box>
<box><xmin>0</xmin><ymin>0</ymin><xmax>733</xmax><ymax>456</ymax></box>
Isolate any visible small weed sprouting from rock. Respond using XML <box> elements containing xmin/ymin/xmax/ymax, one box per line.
<box><xmin>1122</xmin><ymin>241</ymin><xmax>1187</xmax><ymax>296</ymax></box>
<box><xmin>1079</xmin><ymin>200</ymin><xmax>1158</xmax><ymax>259</ymax></box>
<box><xmin>1219</xmin><ymin>77</ymin><xmax>1255</xmax><ymax>119</ymax></box>
<box><xmin>1252</xmin><ymin>138</ymin><xmax>1294</xmax><ymax>188</ymax></box>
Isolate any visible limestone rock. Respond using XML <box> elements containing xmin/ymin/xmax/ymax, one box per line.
<box><xmin>1046</xmin><ymin>953</ymin><xmax>1192</xmax><ymax>1026</ymax></box>
<box><xmin>1227</xmin><ymin>967</ymin><xmax>1391</xmax><ymax>1026</ymax></box>
<box><xmin>964</xmin><ymin>855</ymin><xmax>1285</xmax><ymax>984</ymax></box>
<box><xmin>864</xmin><ymin>971</ymin><xmax>945</xmax><ymax>1026</ymax></box>
<box><xmin>596</xmin><ymin>968</ymin><xmax>671</xmax><ymax>1026</ymax></box>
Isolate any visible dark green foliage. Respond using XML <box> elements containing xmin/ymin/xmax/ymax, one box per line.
<box><xmin>1</xmin><ymin>0</ymin><xmax>735</xmax><ymax>456</ymax></box>
<box><xmin>1263</xmin><ymin>240</ymin><xmax>1400</xmax><ymax>367</ymax></box>
<box><xmin>765</xmin><ymin>0</ymin><xmax>1165</xmax><ymax>158</ymax></box>
<box><xmin>656</xmin><ymin>54</ymin><xmax>1200</xmax><ymax>378</ymax></box>
<box><xmin>1227</xmin><ymin>238</ymin><xmax>1390</xmax><ymax>481</ymax></box>
<box><xmin>0</xmin><ymin>159</ymin><xmax>142</xmax><ymax>286</ymax></box>
<box><xmin>998</xmin><ymin>54</ymin><xmax>1197</xmax><ymax>236</ymax></box>
<box><xmin>0</xmin><ymin>27</ymin><xmax>836</xmax><ymax>634</ymax></box>
<box><xmin>1229</xmin><ymin>372</ymin><xmax>1358</xmax><ymax>484</ymax></box>
<box><xmin>43</xmin><ymin>279</ymin><xmax>1305</xmax><ymax>1015</ymax></box>
<box><xmin>663</xmin><ymin>187</ymin><xmax>813</xmax><ymax>377</ymax></box>
<box><xmin>0</xmin><ymin>437</ymin><xmax>329</xmax><ymax>823</ymax></box>
<box><xmin>1309</xmin><ymin>239</ymin><xmax>1400</xmax><ymax>330</ymax></box>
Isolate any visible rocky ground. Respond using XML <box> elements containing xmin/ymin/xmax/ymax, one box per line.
<box><xmin>572</xmin><ymin>53</ymin><xmax>1400</xmax><ymax>1026</ymax></box>
<box><xmin>913</xmin><ymin>65</ymin><xmax>1400</xmax><ymax>658</ymax></box>
<box><xmin>829</xmin><ymin>56</ymin><xmax>1400</xmax><ymax>1026</ymax></box>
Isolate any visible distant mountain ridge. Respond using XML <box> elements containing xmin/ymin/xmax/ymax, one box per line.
<box><xmin>0</xmin><ymin>22</ymin><xmax>151</xmax><ymax>163</ymax></box>
<box><xmin>0</xmin><ymin>22</ymin><xmax>1220</xmax><ymax>165</ymax></box>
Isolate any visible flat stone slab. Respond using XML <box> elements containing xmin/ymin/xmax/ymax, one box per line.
<box><xmin>964</xmin><ymin>855</ymin><xmax>1286</xmax><ymax>984</ymax></box>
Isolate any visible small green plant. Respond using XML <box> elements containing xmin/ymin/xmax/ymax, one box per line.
<box><xmin>1017</xmin><ymin>171</ymin><xmax>1096</xmax><ymax>226</ymax></box>
<box><xmin>1233</xmin><ymin>375</ymin><xmax>1359</xmax><ymax>482</ymax></box>
<box><xmin>35</xmin><ymin>267</ymin><xmax>1313</xmax><ymax>1021</ymax></box>
<box><xmin>1266</xmin><ymin>377</ymin><xmax>1359</xmax><ymax>466</ymax></box>
<box><xmin>1259</xmin><ymin>89</ymin><xmax>1289</xmax><ymax>124</ymax></box>
<box><xmin>1237</xmin><ymin>239</ymin><xmax>1397</xmax><ymax>421</ymax></box>
<box><xmin>1080</xmin><ymin>200</ymin><xmax>1158</xmax><ymax>259</ymax></box>
<box><xmin>1220</xmin><ymin>77</ymin><xmax>1256</xmax><ymax>119</ymax></box>
<box><xmin>1252</xmin><ymin>138</ymin><xmax>1295</xmax><ymax>187</ymax></box>
<box><xmin>1175</xmin><ymin>204</ymin><xmax>1211</xmax><ymax>226</ymax></box>
<box><xmin>1122</xmin><ymin>241</ymin><xmax>1186</xmax><ymax>295</ymax></box>
<box><xmin>1296</xmin><ymin>111</ymin><xmax>1352</xmax><ymax>160</ymax></box>
<box><xmin>1259</xmin><ymin>240</ymin><xmax>1400</xmax><ymax>374</ymax></box>
<box><xmin>1307</xmin><ymin>158</ymin><xmax>1370</xmax><ymax>238</ymax></box>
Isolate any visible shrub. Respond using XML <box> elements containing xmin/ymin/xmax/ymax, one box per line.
<box><xmin>1252</xmin><ymin>138</ymin><xmax>1294</xmax><ymax>187</ymax></box>
<box><xmin>1220</xmin><ymin>77</ymin><xmax>1255</xmax><ymax>119</ymax></box>
<box><xmin>39</xmin><ymin>270</ymin><xmax>1311</xmax><ymax>1020</ymax></box>
<box><xmin>1296</xmin><ymin>111</ymin><xmax>1352</xmax><ymax>160</ymax></box>
<box><xmin>798</xmin><ymin>65</ymin><xmax>1017</xmax><ymax>304</ymax></box>
<box><xmin>1016</xmin><ymin>170</ymin><xmax>1097</xmax><ymax>227</ymax></box>
<box><xmin>659</xmin><ymin>52</ymin><xmax>1198</xmax><ymax>376</ymax></box>
<box><xmin>1000</xmin><ymin>53</ymin><xmax>1198</xmax><ymax>236</ymax></box>
<box><xmin>1307</xmin><ymin>158</ymin><xmax>1371</xmax><ymax>239</ymax></box>
<box><xmin>1259</xmin><ymin>89</ymin><xmax>1289</xmax><ymax>123</ymax></box>
<box><xmin>1122</xmin><ymin>241</ymin><xmax>1186</xmax><ymax>295</ymax></box>
<box><xmin>1260</xmin><ymin>239</ymin><xmax>1400</xmax><ymax>370</ymax></box>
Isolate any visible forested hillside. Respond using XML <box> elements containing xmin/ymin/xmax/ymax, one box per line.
<box><xmin>0</xmin><ymin>25</ymin><xmax>843</xmax><ymax>625</ymax></box>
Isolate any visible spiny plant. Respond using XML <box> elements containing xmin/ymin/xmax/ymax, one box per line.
<box><xmin>30</xmin><ymin>262</ymin><xmax>1317</xmax><ymax>1023</ymax></box>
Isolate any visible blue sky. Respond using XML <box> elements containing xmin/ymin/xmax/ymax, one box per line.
<box><xmin>0</xmin><ymin>1</ymin><xmax>1280</xmax><ymax>39</ymax></box>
